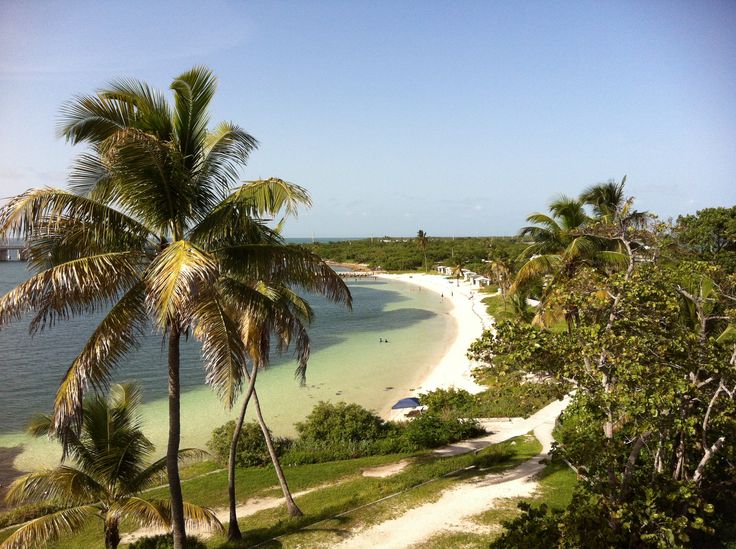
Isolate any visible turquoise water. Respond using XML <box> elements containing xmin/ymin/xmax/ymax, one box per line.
<box><xmin>0</xmin><ymin>262</ymin><xmax>454</xmax><ymax>471</ymax></box>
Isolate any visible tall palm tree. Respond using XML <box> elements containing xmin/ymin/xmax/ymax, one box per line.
<box><xmin>223</xmin><ymin>283</ymin><xmax>315</xmax><ymax>540</ymax></box>
<box><xmin>416</xmin><ymin>229</ymin><xmax>429</xmax><ymax>272</ymax></box>
<box><xmin>483</xmin><ymin>259</ymin><xmax>512</xmax><ymax>306</ymax></box>
<box><xmin>513</xmin><ymin>195</ymin><xmax>594</xmax><ymax>291</ymax></box>
<box><xmin>0</xmin><ymin>67</ymin><xmax>350</xmax><ymax>548</ymax></box>
<box><xmin>580</xmin><ymin>176</ymin><xmax>627</xmax><ymax>220</ymax></box>
<box><xmin>0</xmin><ymin>384</ymin><xmax>221</xmax><ymax>549</ymax></box>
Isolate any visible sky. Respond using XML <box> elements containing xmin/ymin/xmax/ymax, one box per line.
<box><xmin>0</xmin><ymin>0</ymin><xmax>734</xmax><ymax>237</ymax></box>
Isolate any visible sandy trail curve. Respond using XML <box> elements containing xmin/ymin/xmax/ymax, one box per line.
<box><xmin>334</xmin><ymin>396</ymin><xmax>568</xmax><ymax>549</ymax></box>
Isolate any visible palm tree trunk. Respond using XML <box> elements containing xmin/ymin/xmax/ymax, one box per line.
<box><xmin>104</xmin><ymin>517</ymin><xmax>120</xmax><ymax>549</ymax></box>
<box><xmin>167</xmin><ymin>325</ymin><xmax>186</xmax><ymax>549</ymax></box>
<box><xmin>252</xmin><ymin>388</ymin><xmax>303</xmax><ymax>517</ymax></box>
<box><xmin>227</xmin><ymin>364</ymin><xmax>259</xmax><ymax>541</ymax></box>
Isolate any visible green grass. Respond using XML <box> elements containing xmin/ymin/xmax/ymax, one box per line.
<box><xmin>482</xmin><ymin>294</ymin><xmax>517</xmax><ymax>323</ymax></box>
<box><xmin>211</xmin><ymin>434</ymin><xmax>542</xmax><ymax>548</ymax></box>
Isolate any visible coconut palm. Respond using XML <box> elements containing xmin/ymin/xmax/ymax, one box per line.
<box><xmin>580</xmin><ymin>176</ymin><xmax>627</xmax><ymax>220</ymax></box>
<box><xmin>0</xmin><ymin>384</ymin><xmax>221</xmax><ymax>549</ymax></box>
<box><xmin>513</xmin><ymin>195</ymin><xmax>594</xmax><ymax>291</ymax></box>
<box><xmin>483</xmin><ymin>259</ymin><xmax>512</xmax><ymax>306</ymax></box>
<box><xmin>416</xmin><ymin>230</ymin><xmax>429</xmax><ymax>272</ymax></box>
<box><xmin>0</xmin><ymin>67</ymin><xmax>350</xmax><ymax>548</ymax></box>
<box><xmin>223</xmin><ymin>283</ymin><xmax>315</xmax><ymax>539</ymax></box>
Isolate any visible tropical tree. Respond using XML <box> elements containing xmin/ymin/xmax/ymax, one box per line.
<box><xmin>0</xmin><ymin>384</ymin><xmax>221</xmax><ymax>549</ymax></box>
<box><xmin>483</xmin><ymin>259</ymin><xmax>512</xmax><ymax>305</ymax></box>
<box><xmin>579</xmin><ymin>176</ymin><xmax>627</xmax><ymax>220</ymax></box>
<box><xmin>0</xmin><ymin>67</ymin><xmax>350</xmax><ymax>548</ymax></box>
<box><xmin>513</xmin><ymin>195</ymin><xmax>593</xmax><ymax>292</ymax></box>
<box><xmin>450</xmin><ymin>261</ymin><xmax>465</xmax><ymax>287</ymax></box>
<box><xmin>223</xmin><ymin>283</ymin><xmax>316</xmax><ymax>540</ymax></box>
<box><xmin>417</xmin><ymin>229</ymin><xmax>429</xmax><ymax>272</ymax></box>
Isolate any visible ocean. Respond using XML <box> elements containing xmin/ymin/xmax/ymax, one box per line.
<box><xmin>0</xmin><ymin>261</ymin><xmax>454</xmax><ymax>471</ymax></box>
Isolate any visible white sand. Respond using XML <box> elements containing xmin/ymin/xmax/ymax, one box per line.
<box><xmin>335</xmin><ymin>397</ymin><xmax>569</xmax><ymax>549</ymax></box>
<box><xmin>377</xmin><ymin>273</ymin><xmax>490</xmax><ymax>415</ymax></box>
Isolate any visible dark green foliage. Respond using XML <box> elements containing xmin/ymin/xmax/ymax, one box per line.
<box><xmin>304</xmin><ymin>236</ymin><xmax>526</xmax><ymax>272</ymax></box>
<box><xmin>419</xmin><ymin>387</ymin><xmax>476</xmax><ymax>416</ymax></box>
<box><xmin>207</xmin><ymin>420</ymin><xmax>291</xmax><ymax>468</ymax></box>
<box><xmin>491</xmin><ymin>502</ymin><xmax>562</xmax><ymax>549</ymax></box>
<box><xmin>400</xmin><ymin>413</ymin><xmax>484</xmax><ymax>448</ymax></box>
<box><xmin>675</xmin><ymin>206</ymin><xmax>736</xmax><ymax>272</ymax></box>
<box><xmin>295</xmin><ymin>401</ymin><xmax>388</xmax><ymax>443</ymax></box>
<box><xmin>128</xmin><ymin>534</ymin><xmax>206</xmax><ymax>549</ymax></box>
<box><xmin>479</xmin><ymin>260</ymin><xmax>736</xmax><ymax>546</ymax></box>
<box><xmin>216</xmin><ymin>401</ymin><xmax>487</xmax><ymax>466</ymax></box>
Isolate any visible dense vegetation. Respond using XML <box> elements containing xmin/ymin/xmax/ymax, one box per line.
<box><xmin>470</xmin><ymin>185</ymin><xmax>736</xmax><ymax>547</ymax></box>
<box><xmin>305</xmin><ymin>236</ymin><xmax>526</xmax><ymax>272</ymax></box>
<box><xmin>208</xmin><ymin>400</ymin><xmax>485</xmax><ymax>467</ymax></box>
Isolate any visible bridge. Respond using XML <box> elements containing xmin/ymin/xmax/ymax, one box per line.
<box><xmin>0</xmin><ymin>240</ymin><xmax>27</xmax><ymax>261</ymax></box>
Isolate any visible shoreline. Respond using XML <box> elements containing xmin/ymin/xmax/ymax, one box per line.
<box><xmin>376</xmin><ymin>273</ymin><xmax>491</xmax><ymax>418</ymax></box>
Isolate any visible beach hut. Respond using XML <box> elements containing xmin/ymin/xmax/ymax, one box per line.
<box><xmin>391</xmin><ymin>397</ymin><xmax>421</xmax><ymax>409</ymax></box>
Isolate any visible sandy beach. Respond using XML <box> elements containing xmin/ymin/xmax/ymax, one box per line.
<box><xmin>377</xmin><ymin>272</ymin><xmax>492</xmax><ymax>417</ymax></box>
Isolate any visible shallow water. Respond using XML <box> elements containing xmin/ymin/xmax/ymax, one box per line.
<box><xmin>0</xmin><ymin>262</ymin><xmax>454</xmax><ymax>470</ymax></box>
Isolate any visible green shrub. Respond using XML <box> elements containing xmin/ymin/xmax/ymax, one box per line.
<box><xmin>128</xmin><ymin>534</ymin><xmax>207</xmax><ymax>549</ymax></box>
<box><xmin>207</xmin><ymin>420</ymin><xmax>290</xmax><ymax>468</ymax></box>
<box><xmin>419</xmin><ymin>387</ymin><xmax>475</xmax><ymax>416</ymax></box>
<box><xmin>400</xmin><ymin>413</ymin><xmax>484</xmax><ymax>449</ymax></box>
<box><xmin>295</xmin><ymin>401</ymin><xmax>388</xmax><ymax>443</ymax></box>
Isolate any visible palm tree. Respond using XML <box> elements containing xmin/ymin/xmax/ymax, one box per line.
<box><xmin>0</xmin><ymin>67</ymin><xmax>350</xmax><ymax>548</ymax></box>
<box><xmin>513</xmin><ymin>195</ymin><xmax>594</xmax><ymax>291</ymax></box>
<box><xmin>449</xmin><ymin>262</ymin><xmax>462</xmax><ymax>287</ymax></box>
<box><xmin>416</xmin><ymin>230</ymin><xmax>429</xmax><ymax>272</ymax></box>
<box><xmin>483</xmin><ymin>259</ymin><xmax>512</xmax><ymax>306</ymax></box>
<box><xmin>580</xmin><ymin>176</ymin><xmax>627</xmax><ymax>220</ymax></box>
<box><xmin>223</xmin><ymin>283</ymin><xmax>315</xmax><ymax>539</ymax></box>
<box><xmin>0</xmin><ymin>384</ymin><xmax>221</xmax><ymax>549</ymax></box>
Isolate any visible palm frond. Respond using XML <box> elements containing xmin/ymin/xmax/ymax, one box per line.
<box><xmin>53</xmin><ymin>283</ymin><xmax>147</xmax><ymax>437</ymax></box>
<box><xmin>130</xmin><ymin>448</ymin><xmax>209</xmax><ymax>492</ymax></box>
<box><xmin>512</xmin><ymin>254</ymin><xmax>562</xmax><ymax>291</ymax></box>
<box><xmin>0</xmin><ymin>252</ymin><xmax>142</xmax><ymax>332</ymax></box>
<box><xmin>116</xmin><ymin>496</ymin><xmax>171</xmax><ymax>529</ymax></box>
<box><xmin>101</xmin><ymin>77</ymin><xmax>174</xmax><ymax>139</ymax></box>
<box><xmin>191</xmin><ymin>292</ymin><xmax>247</xmax><ymax>408</ymax></box>
<box><xmin>239</xmin><ymin>178</ymin><xmax>312</xmax><ymax>219</ymax></box>
<box><xmin>144</xmin><ymin>240</ymin><xmax>218</xmax><ymax>328</ymax></box>
<box><xmin>182</xmin><ymin>501</ymin><xmax>223</xmax><ymax>532</ymax></box>
<box><xmin>171</xmin><ymin>66</ymin><xmax>217</xmax><ymax>170</ymax></box>
<box><xmin>217</xmin><ymin>244</ymin><xmax>352</xmax><ymax>308</ymax></box>
<box><xmin>0</xmin><ymin>187</ymin><xmax>152</xmax><ymax>242</ymax></box>
<box><xmin>0</xmin><ymin>505</ymin><xmax>99</xmax><ymax>549</ymax></box>
<box><xmin>195</xmin><ymin>121</ymin><xmax>259</xmax><ymax>201</ymax></box>
<box><xmin>187</xmin><ymin>194</ymin><xmax>281</xmax><ymax>248</ymax></box>
<box><xmin>5</xmin><ymin>467</ymin><xmax>104</xmax><ymax>506</ymax></box>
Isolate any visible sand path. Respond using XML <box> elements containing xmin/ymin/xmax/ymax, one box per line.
<box><xmin>335</xmin><ymin>396</ymin><xmax>568</xmax><ymax>549</ymax></box>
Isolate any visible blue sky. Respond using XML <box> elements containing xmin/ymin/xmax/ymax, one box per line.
<box><xmin>1</xmin><ymin>0</ymin><xmax>734</xmax><ymax>236</ymax></box>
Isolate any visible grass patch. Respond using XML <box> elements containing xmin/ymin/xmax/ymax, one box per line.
<box><xmin>482</xmin><ymin>294</ymin><xmax>516</xmax><ymax>323</ymax></box>
<box><xmin>472</xmin><ymin>372</ymin><xmax>567</xmax><ymax>418</ymax></box>
<box><xmin>207</xmin><ymin>435</ymin><xmax>541</xmax><ymax>548</ymax></box>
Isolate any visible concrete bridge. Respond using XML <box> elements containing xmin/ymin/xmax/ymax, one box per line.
<box><xmin>0</xmin><ymin>241</ymin><xmax>26</xmax><ymax>261</ymax></box>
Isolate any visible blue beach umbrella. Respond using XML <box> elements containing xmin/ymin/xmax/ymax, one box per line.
<box><xmin>391</xmin><ymin>397</ymin><xmax>421</xmax><ymax>409</ymax></box>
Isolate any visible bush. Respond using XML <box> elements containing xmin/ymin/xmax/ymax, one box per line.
<box><xmin>128</xmin><ymin>534</ymin><xmax>206</xmax><ymax>549</ymax></box>
<box><xmin>419</xmin><ymin>387</ymin><xmax>475</xmax><ymax>416</ymax></box>
<box><xmin>207</xmin><ymin>420</ymin><xmax>290</xmax><ymax>468</ymax></box>
<box><xmin>400</xmin><ymin>413</ymin><xmax>484</xmax><ymax>449</ymax></box>
<box><xmin>295</xmin><ymin>401</ymin><xmax>388</xmax><ymax>443</ymax></box>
